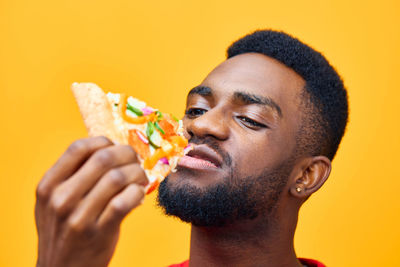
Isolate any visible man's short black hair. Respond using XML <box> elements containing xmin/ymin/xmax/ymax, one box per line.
<box><xmin>227</xmin><ymin>30</ymin><xmax>348</xmax><ymax>160</ymax></box>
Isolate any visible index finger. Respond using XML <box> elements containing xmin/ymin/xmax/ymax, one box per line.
<box><xmin>37</xmin><ymin>136</ymin><xmax>113</xmax><ymax>200</ymax></box>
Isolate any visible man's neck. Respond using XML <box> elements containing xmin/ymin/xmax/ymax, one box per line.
<box><xmin>188</xmin><ymin>209</ymin><xmax>302</xmax><ymax>267</ymax></box>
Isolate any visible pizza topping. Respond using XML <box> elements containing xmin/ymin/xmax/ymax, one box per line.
<box><xmin>142</xmin><ymin>107</ymin><xmax>154</xmax><ymax>115</ymax></box>
<box><xmin>146</xmin><ymin>121</ymin><xmax>164</xmax><ymax>149</ymax></box>
<box><xmin>159</xmin><ymin>157</ymin><xmax>169</xmax><ymax>165</ymax></box>
<box><xmin>106</xmin><ymin>90</ymin><xmax>188</xmax><ymax>178</ymax></box>
<box><xmin>146</xmin><ymin>121</ymin><xmax>154</xmax><ymax>138</ymax></box>
<box><xmin>156</xmin><ymin>110</ymin><xmax>163</xmax><ymax>120</ymax></box>
<box><xmin>169</xmin><ymin>135</ymin><xmax>188</xmax><ymax>148</ymax></box>
<box><xmin>146</xmin><ymin>180</ymin><xmax>160</xmax><ymax>194</ymax></box>
<box><xmin>118</xmin><ymin>94</ymin><xmax>157</xmax><ymax>124</ymax></box>
<box><xmin>172</xmin><ymin>115</ymin><xmax>179</xmax><ymax>122</ymax></box>
<box><xmin>144</xmin><ymin>148</ymin><xmax>166</xmax><ymax>169</ymax></box>
<box><xmin>154</xmin><ymin>121</ymin><xmax>165</xmax><ymax>135</ymax></box>
<box><xmin>135</xmin><ymin>130</ymin><xmax>149</xmax><ymax>144</ymax></box>
<box><xmin>158</xmin><ymin>115</ymin><xmax>178</xmax><ymax>137</ymax></box>
<box><xmin>128</xmin><ymin>129</ymin><xmax>150</xmax><ymax>159</ymax></box>
<box><xmin>126</xmin><ymin>102</ymin><xmax>143</xmax><ymax>116</ymax></box>
<box><xmin>161</xmin><ymin>143</ymin><xmax>174</xmax><ymax>155</ymax></box>
<box><xmin>127</xmin><ymin>96</ymin><xmax>146</xmax><ymax>110</ymax></box>
<box><xmin>129</xmin><ymin>114</ymin><xmax>156</xmax><ymax>124</ymax></box>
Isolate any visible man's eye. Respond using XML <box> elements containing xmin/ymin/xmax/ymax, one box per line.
<box><xmin>237</xmin><ymin>116</ymin><xmax>266</xmax><ymax>128</ymax></box>
<box><xmin>185</xmin><ymin>108</ymin><xmax>207</xmax><ymax>117</ymax></box>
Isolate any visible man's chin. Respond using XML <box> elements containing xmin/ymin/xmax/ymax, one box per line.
<box><xmin>157</xmin><ymin>177</ymin><xmax>233</xmax><ymax>227</ymax></box>
<box><xmin>157</xmin><ymin>153</ymin><xmax>293</xmax><ymax>228</ymax></box>
<box><xmin>157</xmin><ymin>174</ymin><xmax>262</xmax><ymax>227</ymax></box>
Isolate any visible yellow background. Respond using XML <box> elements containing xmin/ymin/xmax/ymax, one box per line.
<box><xmin>1</xmin><ymin>0</ymin><xmax>399</xmax><ymax>266</ymax></box>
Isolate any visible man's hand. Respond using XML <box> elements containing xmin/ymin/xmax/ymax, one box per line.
<box><xmin>35</xmin><ymin>136</ymin><xmax>148</xmax><ymax>267</ymax></box>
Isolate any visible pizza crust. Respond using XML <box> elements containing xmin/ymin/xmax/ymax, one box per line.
<box><xmin>71</xmin><ymin>82</ymin><xmax>127</xmax><ymax>143</ymax></box>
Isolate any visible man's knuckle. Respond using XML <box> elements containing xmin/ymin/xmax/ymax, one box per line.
<box><xmin>67</xmin><ymin>217</ymin><xmax>86</xmax><ymax>233</ymax></box>
<box><xmin>94</xmin><ymin>150</ymin><xmax>114</xmax><ymax>168</ymax></box>
<box><xmin>110</xmin><ymin>199</ymin><xmax>128</xmax><ymax>216</ymax></box>
<box><xmin>67</xmin><ymin>139</ymin><xmax>87</xmax><ymax>156</ymax></box>
<box><xmin>133</xmin><ymin>184</ymin><xmax>146</xmax><ymax>199</ymax></box>
<box><xmin>106</xmin><ymin>169</ymin><xmax>126</xmax><ymax>188</ymax></box>
<box><xmin>97</xmin><ymin>135</ymin><xmax>112</xmax><ymax>145</ymax></box>
<box><xmin>123</xmin><ymin>145</ymin><xmax>137</xmax><ymax>159</ymax></box>
<box><xmin>36</xmin><ymin>182</ymin><xmax>50</xmax><ymax>201</ymax></box>
<box><xmin>49</xmin><ymin>194</ymin><xmax>70</xmax><ymax>217</ymax></box>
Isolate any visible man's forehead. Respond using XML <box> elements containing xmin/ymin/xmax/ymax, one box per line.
<box><xmin>203</xmin><ymin>53</ymin><xmax>304</xmax><ymax>93</ymax></box>
<box><xmin>193</xmin><ymin>53</ymin><xmax>305</xmax><ymax>108</ymax></box>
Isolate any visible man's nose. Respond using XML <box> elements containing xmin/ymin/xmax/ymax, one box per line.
<box><xmin>186</xmin><ymin>108</ymin><xmax>230</xmax><ymax>140</ymax></box>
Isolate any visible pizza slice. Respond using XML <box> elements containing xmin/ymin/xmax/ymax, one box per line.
<box><xmin>71</xmin><ymin>82</ymin><xmax>191</xmax><ymax>194</ymax></box>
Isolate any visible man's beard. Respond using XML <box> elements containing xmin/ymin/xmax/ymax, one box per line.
<box><xmin>157</xmin><ymin>138</ymin><xmax>293</xmax><ymax>227</ymax></box>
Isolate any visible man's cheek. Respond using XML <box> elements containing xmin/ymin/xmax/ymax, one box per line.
<box><xmin>237</xmin><ymin>148</ymin><xmax>266</xmax><ymax>172</ymax></box>
<box><xmin>232</xmin><ymin>154</ymin><xmax>254</xmax><ymax>177</ymax></box>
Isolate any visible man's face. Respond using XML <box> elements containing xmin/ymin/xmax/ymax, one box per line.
<box><xmin>158</xmin><ymin>53</ymin><xmax>305</xmax><ymax>226</ymax></box>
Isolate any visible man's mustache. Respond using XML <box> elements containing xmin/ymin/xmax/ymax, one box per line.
<box><xmin>188</xmin><ymin>136</ymin><xmax>232</xmax><ymax>167</ymax></box>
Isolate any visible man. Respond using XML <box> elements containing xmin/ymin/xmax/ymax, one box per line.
<box><xmin>35</xmin><ymin>30</ymin><xmax>348</xmax><ymax>267</ymax></box>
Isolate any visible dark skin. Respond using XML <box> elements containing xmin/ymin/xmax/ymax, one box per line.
<box><xmin>35</xmin><ymin>53</ymin><xmax>331</xmax><ymax>267</ymax></box>
<box><xmin>175</xmin><ymin>53</ymin><xmax>331</xmax><ymax>267</ymax></box>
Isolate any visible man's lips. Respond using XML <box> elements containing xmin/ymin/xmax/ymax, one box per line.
<box><xmin>178</xmin><ymin>144</ymin><xmax>223</xmax><ymax>170</ymax></box>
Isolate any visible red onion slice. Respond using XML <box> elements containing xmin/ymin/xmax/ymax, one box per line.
<box><xmin>136</xmin><ymin>130</ymin><xmax>149</xmax><ymax>144</ymax></box>
<box><xmin>159</xmin><ymin>157</ymin><xmax>169</xmax><ymax>165</ymax></box>
<box><xmin>142</xmin><ymin>107</ymin><xmax>154</xmax><ymax>115</ymax></box>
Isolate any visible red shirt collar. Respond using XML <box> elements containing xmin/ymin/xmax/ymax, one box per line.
<box><xmin>169</xmin><ymin>258</ymin><xmax>326</xmax><ymax>267</ymax></box>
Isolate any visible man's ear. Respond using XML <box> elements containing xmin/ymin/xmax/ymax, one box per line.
<box><xmin>289</xmin><ymin>156</ymin><xmax>331</xmax><ymax>198</ymax></box>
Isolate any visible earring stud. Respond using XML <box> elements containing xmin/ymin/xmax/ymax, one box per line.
<box><xmin>296</xmin><ymin>187</ymin><xmax>302</xmax><ymax>192</ymax></box>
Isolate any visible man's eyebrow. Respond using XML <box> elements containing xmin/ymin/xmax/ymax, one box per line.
<box><xmin>188</xmin><ymin>86</ymin><xmax>212</xmax><ymax>97</ymax></box>
<box><xmin>234</xmin><ymin>91</ymin><xmax>283</xmax><ymax>118</ymax></box>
